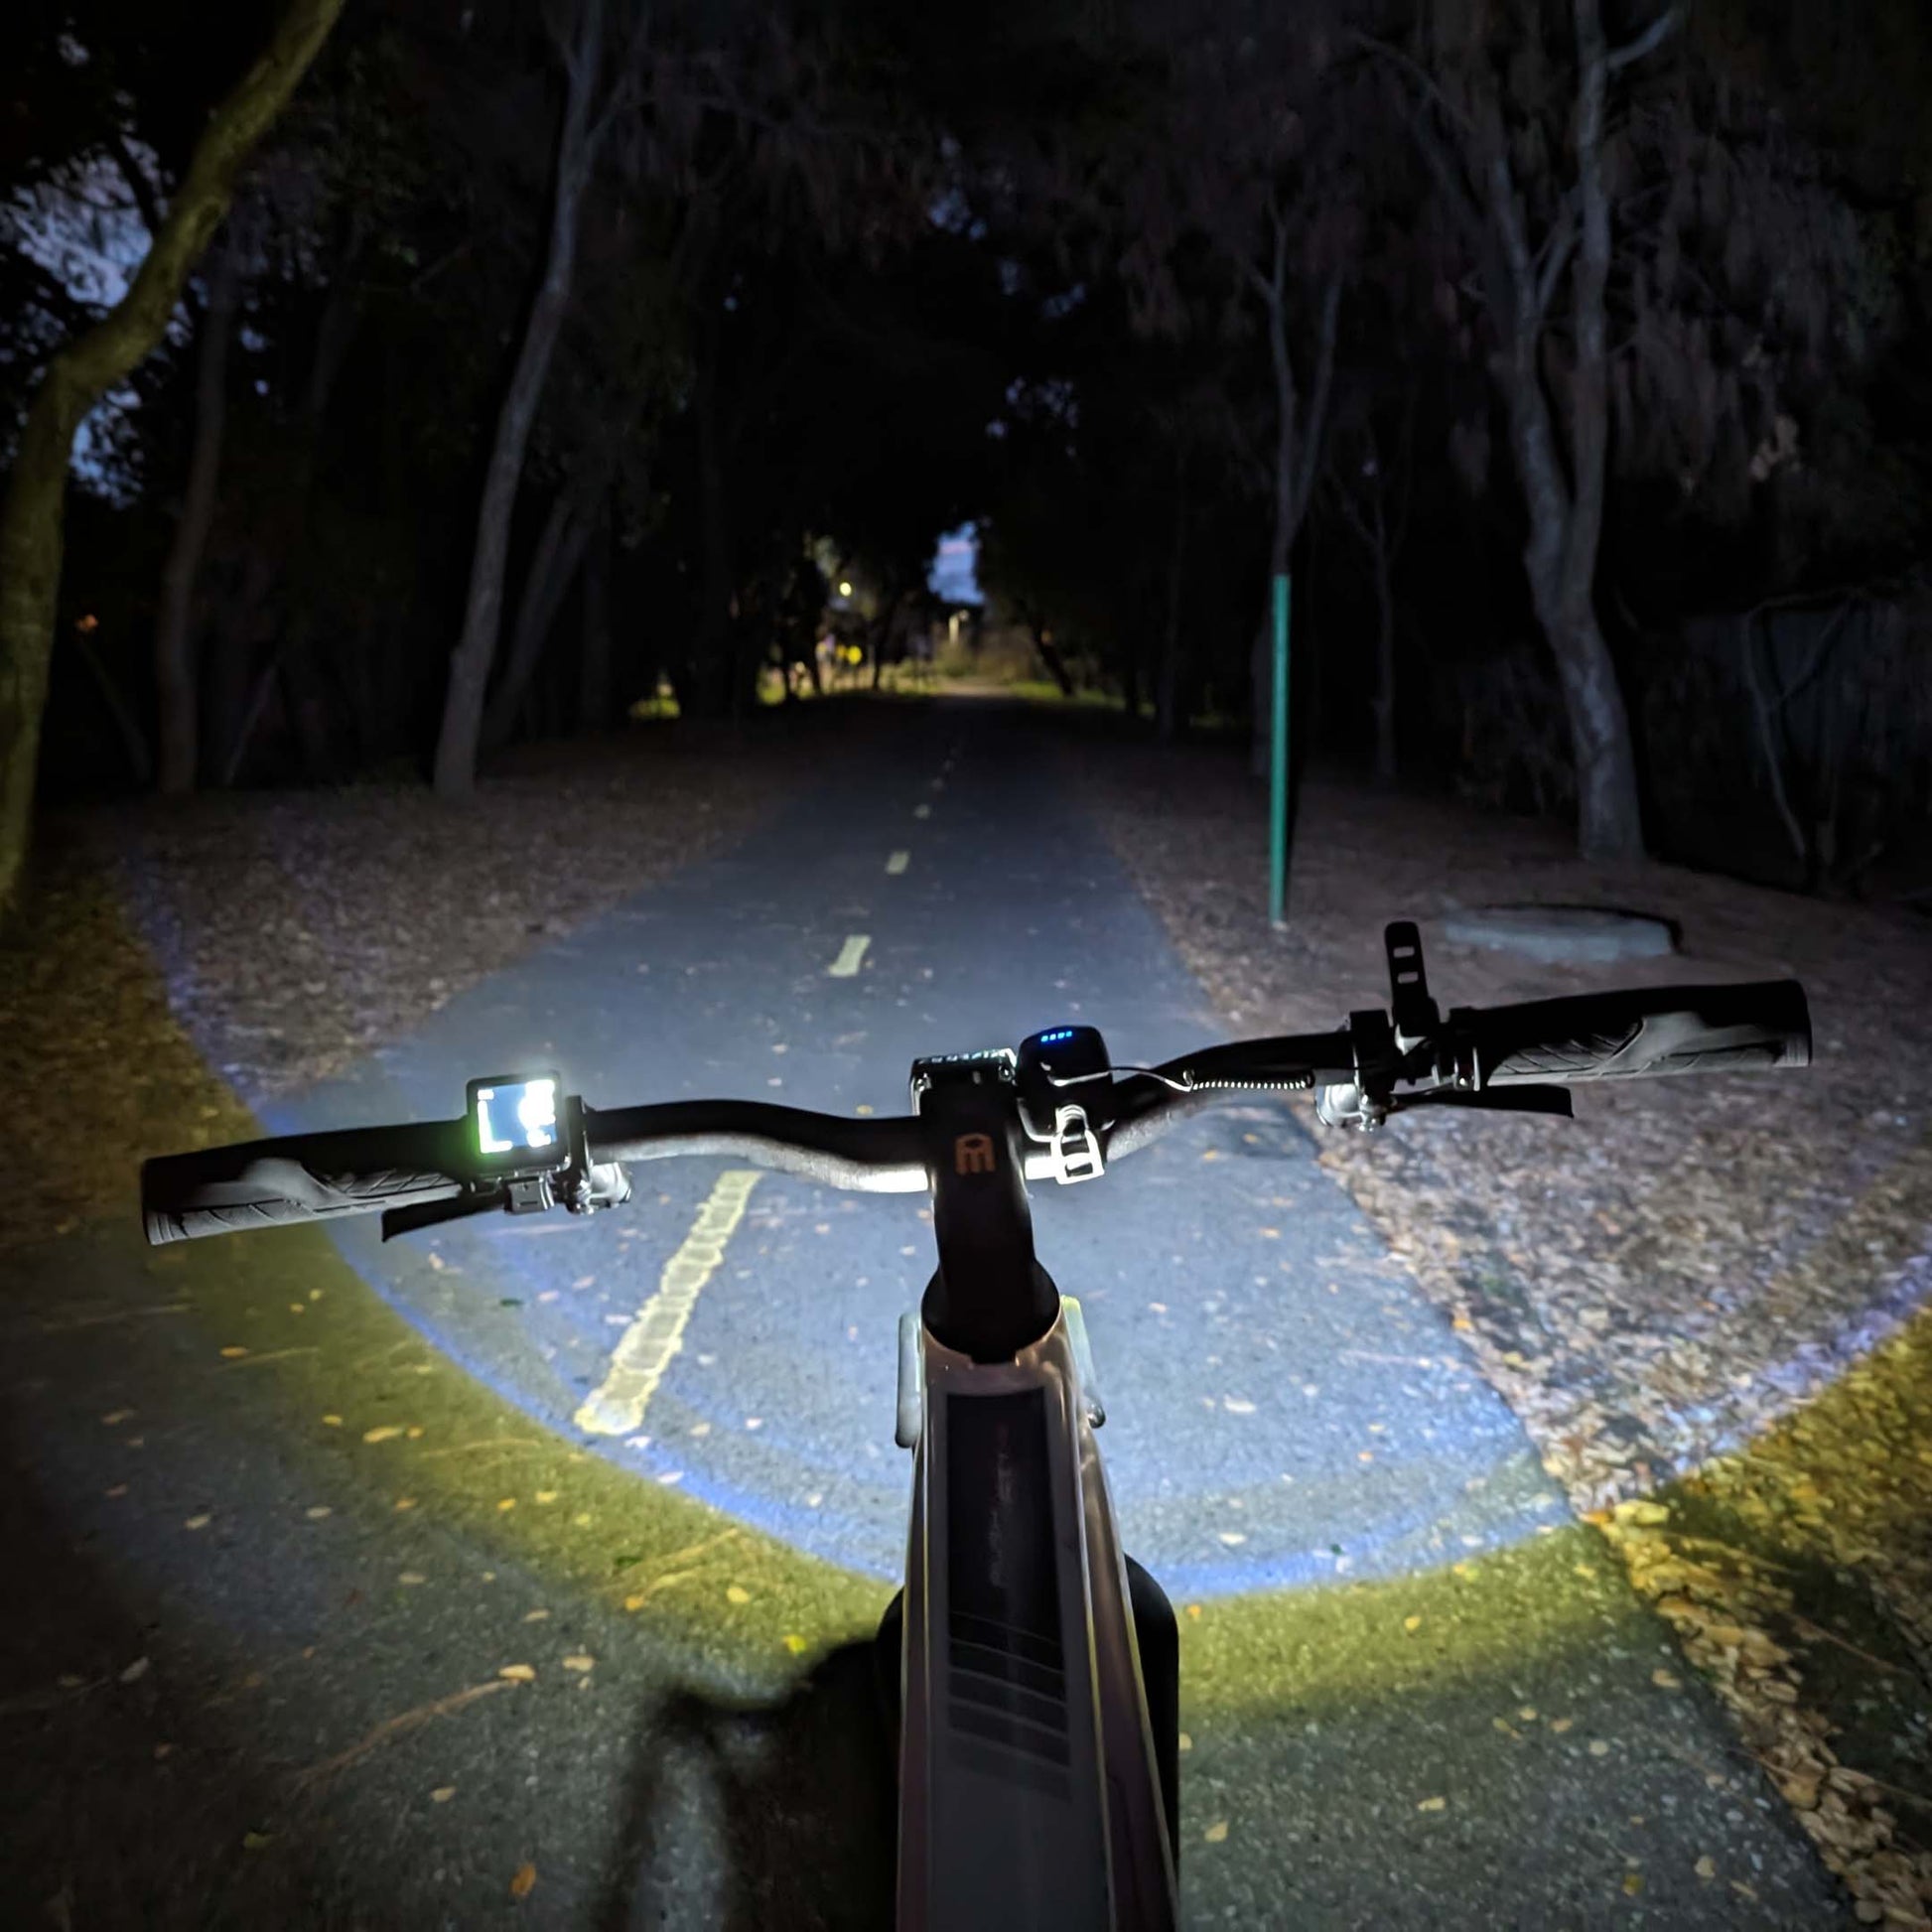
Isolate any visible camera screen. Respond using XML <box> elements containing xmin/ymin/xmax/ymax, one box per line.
<box><xmin>470</xmin><ymin>1074</ymin><xmax>563</xmax><ymax>1167</ymax></box>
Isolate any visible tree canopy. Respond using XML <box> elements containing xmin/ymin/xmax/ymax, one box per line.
<box><xmin>2</xmin><ymin>0</ymin><xmax>1926</xmax><ymax>889</ymax></box>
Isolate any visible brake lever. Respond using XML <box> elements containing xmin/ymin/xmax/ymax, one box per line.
<box><xmin>381</xmin><ymin>1190</ymin><xmax>504</xmax><ymax>1241</ymax></box>
<box><xmin>1394</xmin><ymin>1084</ymin><xmax>1574</xmax><ymax>1120</ymax></box>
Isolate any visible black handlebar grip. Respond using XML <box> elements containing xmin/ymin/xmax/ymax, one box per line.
<box><xmin>1463</xmin><ymin>980</ymin><xmax>1811</xmax><ymax>1088</ymax></box>
<box><xmin>141</xmin><ymin>1121</ymin><xmax>471</xmax><ymax>1245</ymax></box>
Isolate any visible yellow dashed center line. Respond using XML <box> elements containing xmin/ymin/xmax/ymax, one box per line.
<box><xmin>574</xmin><ymin>1171</ymin><xmax>760</xmax><ymax>1438</ymax></box>
<box><xmin>827</xmin><ymin>933</ymin><xmax>871</xmax><ymax>977</ymax></box>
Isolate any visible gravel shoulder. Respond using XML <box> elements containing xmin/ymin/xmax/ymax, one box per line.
<box><xmin>1069</xmin><ymin>729</ymin><xmax>1932</xmax><ymax>1927</ymax></box>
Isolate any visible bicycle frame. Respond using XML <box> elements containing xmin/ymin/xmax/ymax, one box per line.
<box><xmin>886</xmin><ymin>1058</ymin><xmax>1179</xmax><ymax>1931</ymax></box>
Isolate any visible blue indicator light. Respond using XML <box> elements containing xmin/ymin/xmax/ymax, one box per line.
<box><xmin>1038</xmin><ymin>1028</ymin><xmax>1075</xmax><ymax>1044</ymax></box>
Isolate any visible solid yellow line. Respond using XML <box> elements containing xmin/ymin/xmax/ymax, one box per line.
<box><xmin>573</xmin><ymin>1170</ymin><xmax>760</xmax><ymax>1437</ymax></box>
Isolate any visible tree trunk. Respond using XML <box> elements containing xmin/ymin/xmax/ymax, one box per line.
<box><xmin>205</xmin><ymin>549</ymin><xmax>275</xmax><ymax>785</ymax></box>
<box><xmin>154</xmin><ymin>231</ymin><xmax>240</xmax><ymax>794</ymax></box>
<box><xmin>1369</xmin><ymin>496</ymin><xmax>1397</xmax><ymax>785</ymax></box>
<box><xmin>1156</xmin><ymin>479</ymin><xmax>1187</xmax><ymax>744</ymax></box>
<box><xmin>482</xmin><ymin>486</ymin><xmax>594</xmax><ymax>751</ymax></box>
<box><xmin>0</xmin><ymin>0</ymin><xmax>344</xmax><ymax>915</ymax></box>
<box><xmin>1249</xmin><ymin>267</ymin><xmax>1341</xmax><ymax>775</ymax></box>
<box><xmin>433</xmin><ymin>0</ymin><xmax>606</xmax><ymax>797</ymax></box>
<box><xmin>1453</xmin><ymin>0</ymin><xmax>1652</xmax><ymax>859</ymax></box>
<box><xmin>576</xmin><ymin>512</ymin><xmax>612</xmax><ymax>732</ymax></box>
<box><xmin>688</xmin><ymin>337</ymin><xmax>735</xmax><ymax>720</ymax></box>
<box><xmin>72</xmin><ymin>628</ymin><xmax>152</xmax><ymax>786</ymax></box>
<box><xmin>220</xmin><ymin>642</ymin><xmax>284</xmax><ymax>786</ymax></box>
<box><xmin>279</xmin><ymin>621</ymin><xmax>335</xmax><ymax>781</ymax></box>
<box><xmin>1031</xmin><ymin>625</ymin><xmax>1076</xmax><ymax>697</ymax></box>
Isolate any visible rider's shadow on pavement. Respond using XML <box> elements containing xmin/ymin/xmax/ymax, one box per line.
<box><xmin>597</xmin><ymin>1639</ymin><xmax>897</xmax><ymax>1932</ymax></box>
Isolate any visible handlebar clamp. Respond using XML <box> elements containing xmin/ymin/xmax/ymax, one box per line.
<box><xmin>1041</xmin><ymin>1101</ymin><xmax>1105</xmax><ymax>1183</ymax></box>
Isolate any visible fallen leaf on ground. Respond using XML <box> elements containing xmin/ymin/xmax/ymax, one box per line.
<box><xmin>1695</xmin><ymin>1856</ymin><xmax>1717</xmax><ymax>1880</ymax></box>
<box><xmin>362</xmin><ymin>1425</ymin><xmax>402</xmax><ymax>1444</ymax></box>
<box><xmin>726</xmin><ymin>1585</ymin><xmax>751</xmax><ymax>1604</ymax></box>
<box><xmin>398</xmin><ymin>1573</ymin><xmax>427</xmax><ymax>1587</ymax></box>
<box><xmin>509</xmin><ymin>1863</ymin><xmax>537</xmax><ymax>1899</ymax></box>
<box><xmin>119</xmin><ymin>1657</ymin><xmax>149</xmax><ymax>1684</ymax></box>
<box><xmin>562</xmin><ymin>1654</ymin><xmax>595</xmax><ymax>1673</ymax></box>
<box><xmin>101</xmin><ymin>1409</ymin><xmax>134</xmax><ymax>1425</ymax></box>
<box><xmin>184</xmin><ymin>1514</ymin><xmax>211</xmax><ymax>1531</ymax></box>
<box><xmin>497</xmin><ymin>1664</ymin><xmax>536</xmax><ymax>1683</ymax></box>
<box><xmin>219</xmin><ymin>1347</ymin><xmax>247</xmax><ymax>1359</ymax></box>
<box><xmin>322</xmin><ymin>1415</ymin><xmax>342</xmax><ymax>1427</ymax></box>
<box><xmin>242</xmin><ymin>1831</ymin><xmax>273</xmax><ymax>1852</ymax></box>
<box><xmin>430</xmin><ymin>1786</ymin><xmax>457</xmax><ymax>1804</ymax></box>
<box><xmin>523</xmin><ymin>1608</ymin><xmax>549</xmax><ymax>1622</ymax></box>
<box><xmin>1418</xmin><ymin>1796</ymin><xmax>1447</xmax><ymax>1812</ymax></box>
<box><xmin>1203</xmin><ymin>1821</ymin><xmax>1229</xmax><ymax>1844</ymax></box>
<box><xmin>305</xmin><ymin>1506</ymin><xmax>332</xmax><ymax>1520</ymax></box>
<box><xmin>1403</xmin><ymin>1614</ymin><xmax>1422</xmax><ymax>1632</ymax></box>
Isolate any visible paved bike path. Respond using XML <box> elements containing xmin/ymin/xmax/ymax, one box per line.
<box><xmin>31</xmin><ymin>699</ymin><xmax>1837</xmax><ymax>1928</ymax></box>
<box><xmin>261</xmin><ymin>710</ymin><xmax>1556</xmax><ymax>1598</ymax></box>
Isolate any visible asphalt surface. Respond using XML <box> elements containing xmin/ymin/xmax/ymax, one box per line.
<box><xmin>3</xmin><ymin>702</ymin><xmax>1845</xmax><ymax>1928</ymax></box>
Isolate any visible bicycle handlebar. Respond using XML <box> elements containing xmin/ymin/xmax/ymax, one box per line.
<box><xmin>1459</xmin><ymin>980</ymin><xmax>1810</xmax><ymax>1086</ymax></box>
<box><xmin>140</xmin><ymin>977</ymin><xmax>1810</xmax><ymax>1246</ymax></box>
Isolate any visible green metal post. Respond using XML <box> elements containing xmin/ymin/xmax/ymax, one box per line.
<box><xmin>1268</xmin><ymin>570</ymin><xmax>1292</xmax><ymax>927</ymax></box>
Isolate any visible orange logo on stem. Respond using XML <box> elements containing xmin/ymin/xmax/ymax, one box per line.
<box><xmin>953</xmin><ymin>1133</ymin><xmax>996</xmax><ymax>1175</ymax></box>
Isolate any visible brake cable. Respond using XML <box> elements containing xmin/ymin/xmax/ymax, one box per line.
<box><xmin>1112</xmin><ymin>1063</ymin><xmax>1317</xmax><ymax>1094</ymax></box>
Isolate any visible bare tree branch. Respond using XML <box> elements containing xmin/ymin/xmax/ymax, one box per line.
<box><xmin>1606</xmin><ymin>6</ymin><xmax>1682</xmax><ymax>73</ymax></box>
<box><xmin>103</xmin><ymin>127</ymin><xmax>166</xmax><ymax>235</ymax></box>
<box><xmin>1350</xmin><ymin>33</ymin><xmax>1478</xmax><ymax>145</ymax></box>
<box><xmin>1295</xmin><ymin>271</ymin><xmax>1344</xmax><ymax>520</ymax></box>
<box><xmin>1534</xmin><ymin>193</ymin><xmax>1579</xmax><ymax>322</ymax></box>
<box><xmin>1738</xmin><ymin>613</ymin><xmax>1808</xmax><ymax>864</ymax></box>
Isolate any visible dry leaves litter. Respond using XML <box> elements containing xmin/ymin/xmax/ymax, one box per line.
<box><xmin>65</xmin><ymin>728</ymin><xmax>826</xmax><ymax>1113</ymax></box>
<box><xmin>1076</xmin><ymin>743</ymin><xmax>1932</xmax><ymax>1924</ymax></box>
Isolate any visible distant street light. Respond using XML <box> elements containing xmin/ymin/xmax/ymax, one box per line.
<box><xmin>838</xmin><ymin>580</ymin><xmax>853</xmax><ymax>597</ymax></box>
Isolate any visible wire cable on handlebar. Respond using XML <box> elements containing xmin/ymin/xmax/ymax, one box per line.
<box><xmin>1116</xmin><ymin>1063</ymin><xmax>1317</xmax><ymax>1095</ymax></box>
